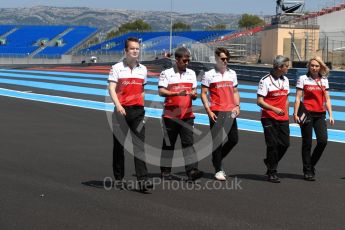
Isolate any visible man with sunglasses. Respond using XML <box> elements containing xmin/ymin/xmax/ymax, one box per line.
<box><xmin>158</xmin><ymin>46</ymin><xmax>203</xmax><ymax>181</ymax></box>
<box><xmin>201</xmin><ymin>47</ymin><xmax>240</xmax><ymax>181</ymax></box>
<box><xmin>257</xmin><ymin>55</ymin><xmax>290</xmax><ymax>183</ymax></box>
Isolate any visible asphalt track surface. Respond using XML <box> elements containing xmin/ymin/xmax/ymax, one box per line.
<box><xmin>0</xmin><ymin>65</ymin><xmax>345</xmax><ymax>229</ymax></box>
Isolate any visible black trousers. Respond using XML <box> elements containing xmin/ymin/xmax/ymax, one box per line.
<box><xmin>112</xmin><ymin>106</ymin><xmax>148</xmax><ymax>180</ymax></box>
<box><xmin>160</xmin><ymin>117</ymin><xmax>198</xmax><ymax>173</ymax></box>
<box><xmin>209</xmin><ymin>111</ymin><xmax>239</xmax><ymax>172</ymax></box>
<box><xmin>300</xmin><ymin>112</ymin><xmax>328</xmax><ymax>174</ymax></box>
<box><xmin>261</xmin><ymin>118</ymin><xmax>290</xmax><ymax>174</ymax></box>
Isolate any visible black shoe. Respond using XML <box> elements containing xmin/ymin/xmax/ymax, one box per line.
<box><xmin>304</xmin><ymin>174</ymin><xmax>316</xmax><ymax>181</ymax></box>
<box><xmin>312</xmin><ymin>167</ymin><xmax>316</xmax><ymax>175</ymax></box>
<box><xmin>115</xmin><ymin>180</ymin><xmax>127</xmax><ymax>190</ymax></box>
<box><xmin>263</xmin><ymin>159</ymin><xmax>269</xmax><ymax>175</ymax></box>
<box><xmin>187</xmin><ymin>169</ymin><xmax>204</xmax><ymax>181</ymax></box>
<box><xmin>267</xmin><ymin>174</ymin><xmax>281</xmax><ymax>183</ymax></box>
<box><xmin>114</xmin><ymin>176</ymin><xmax>124</xmax><ymax>181</ymax></box>
<box><xmin>113</xmin><ymin>177</ymin><xmax>126</xmax><ymax>189</ymax></box>
<box><xmin>161</xmin><ymin>171</ymin><xmax>173</xmax><ymax>180</ymax></box>
<box><xmin>138</xmin><ymin>179</ymin><xmax>153</xmax><ymax>192</ymax></box>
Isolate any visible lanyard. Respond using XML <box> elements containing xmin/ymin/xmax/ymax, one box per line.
<box><xmin>311</xmin><ymin>76</ymin><xmax>326</xmax><ymax>105</ymax></box>
<box><xmin>313</xmin><ymin>77</ymin><xmax>323</xmax><ymax>90</ymax></box>
<box><xmin>269</xmin><ymin>75</ymin><xmax>285</xmax><ymax>91</ymax></box>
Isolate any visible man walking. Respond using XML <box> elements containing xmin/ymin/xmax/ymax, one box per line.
<box><xmin>108</xmin><ymin>37</ymin><xmax>152</xmax><ymax>191</ymax></box>
<box><xmin>257</xmin><ymin>55</ymin><xmax>290</xmax><ymax>183</ymax></box>
<box><xmin>158</xmin><ymin>47</ymin><xmax>203</xmax><ymax>181</ymax></box>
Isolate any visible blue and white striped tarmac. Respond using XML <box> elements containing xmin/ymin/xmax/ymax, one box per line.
<box><xmin>0</xmin><ymin>68</ymin><xmax>344</xmax><ymax>143</ymax></box>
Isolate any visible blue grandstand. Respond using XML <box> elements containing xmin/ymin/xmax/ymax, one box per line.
<box><xmin>0</xmin><ymin>25</ymin><xmax>97</xmax><ymax>57</ymax></box>
<box><xmin>0</xmin><ymin>26</ymin><xmax>235</xmax><ymax>58</ymax></box>
<box><xmin>84</xmin><ymin>30</ymin><xmax>235</xmax><ymax>53</ymax></box>
<box><xmin>0</xmin><ymin>25</ymin><xmax>15</xmax><ymax>36</ymax></box>
<box><xmin>36</xmin><ymin>26</ymin><xmax>98</xmax><ymax>57</ymax></box>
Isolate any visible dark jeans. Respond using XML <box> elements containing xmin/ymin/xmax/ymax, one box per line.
<box><xmin>112</xmin><ymin>106</ymin><xmax>148</xmax><ymax>180</ymax></box>
<box><xmin>160</xmin><ymin>117</ymin><xmax>198</xmax><ymax>174</ymax></box>
<box><xmin>300</xmin><ymin>112</ymin><xmax>328</xmax><ymax>174</ymax></box>
<box><xmin>209</xmin><ymin>111</ymin><xmax>239</xmax><ymax>172</ymax></box>
<box><xmin>261</xmin><ymin>118</ymin><xmax>290</xmax><ymax>174</ymax></box>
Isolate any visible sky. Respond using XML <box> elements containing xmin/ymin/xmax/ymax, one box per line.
<box><xmin>0</xmin><ymin>0</ymin><xmax>343</xmax><ymax>14</ymax></box>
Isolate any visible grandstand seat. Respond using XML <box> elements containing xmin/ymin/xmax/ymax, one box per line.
<box><xmin>83</xmin><ymin>30</ymin><xmax>236</xmax><ymax>53</ymax></box>
<box><xmin>35</xmin><ymin>26</ymin><xmax>97</xmax><ymax>57</ymax></box>
<box><xmin>0</xmin><ymin>25</ymin><xmax>97</xmax><ymax>57</ymax></box>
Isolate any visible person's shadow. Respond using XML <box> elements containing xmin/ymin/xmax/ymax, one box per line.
<box><xmin>81</xmin><ymin>180</ymin><xmax>152</xmax><ymax>194</ymax></box>
<box><xmin>278</xmin><ymin>173</ymin><xmax>305</xmax><ymax>180</ymax></box>
<box><xmin>230</xmin><ymin>174</ymin><xmax>267</xmax><ymax>182</ymax></box>
<box><xmin>230</xmin><ymin>173</ymin><xmax>305</xmax><ymax>181</ymax></box>
<box><xmin>82</xmin><ymin>180</ymin><xmax>111</xmax><ymax>189</ymax></box>
<box><xmin>149</xmin><ymin>172</ymin><xmax>186</xmax><ymax>181</ymax></box>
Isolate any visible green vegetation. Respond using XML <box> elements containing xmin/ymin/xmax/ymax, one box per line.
<box><xmin>106</xmin><ymin>19</ymin><xmax>152</xmax><ymax>40</ymax></box>
<box><xmin>172</xmin><ymin>22</ymin><xmax>191</xmax><ymax>31</ymax></box>
<box><xmin>238</xmin><ymin>14</ymin><xmax>265</xmax><ymax>29</ymax></box>
<box><xmin>206</xmin><ymin>24</ymin><xmax>227</xmax><ymax>30</ymax></box>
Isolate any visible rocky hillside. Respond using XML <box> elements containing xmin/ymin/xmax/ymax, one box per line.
<box><xmin>0</xmin><ymin>6</ymin><xmax>241</xmax><ymax>30</ymax></box>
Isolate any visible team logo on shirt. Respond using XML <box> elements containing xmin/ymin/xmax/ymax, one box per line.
<box><xmin>258</xmin><ymin>80</ymin><xmax>264</xmax><ymax>90</ymax></box>
<box><xmin>305</xmin><ymin>86</ymin><xmax>323</xmax><ymax>91</ymax></box>
<box><xmin>271</xmin><ymin>91</ymin><xmax>288</xmax><ymax>97</ymax></box>
<box><xmin>214</xmin><ymin>82</ymin><xmax>233</xmax><ymax>88</ymax></box>
<box><xmin>170</xmin><ymin>85</ymin><xmax>191</xmax><ymax>91</ymax></box>
<box><xmin>121</xmin><ymin>80</ymin><xmax>143</xmax><ymax>86</ymax></box>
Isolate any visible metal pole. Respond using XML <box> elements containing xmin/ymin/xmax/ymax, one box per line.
<box><xmin>326</xmin><ymin>36</ymin><xmax>329</xmax><ymax>63</ymax></box>
<box><xmin>139</xmin><ymin>38</ymin><xmax>143</xmax><ymax>62</ymax></box>
<box><xmin>332</xmin><ymin>39</ymin><xmax>334</xmax><ymax>65</ymax></box>
<box><xmin>305</xmin><ymin>32</ymin><xmax>308</xmax><ymax>61</ymax></box>
<box><xmin>290</xmin><ymin>31</ymin><xmax>295</xmax><ymax>62</ymax></box>
<box><xmin>250</xmin><ymin>36</ymin><xmax>253</xmax><ymax>56</ymax></box>
<box><xmin>169</xmin><ymin>0</ymin><xmax>173</xmax><ymax>55</ymax></box>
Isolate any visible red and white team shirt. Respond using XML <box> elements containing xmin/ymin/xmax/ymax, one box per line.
<box><xmin>158</xmin><ymin>67</ymin><xmax>197</xmax><ymax>119</ymax></box>
<box><xmin>296</xmin><ymin>74</ymin><xmax>329</xmax><ymax>112</ymax></box>
<box><xmin>257</xmin><ymin>74</ymin><xmax>290</xmax><ymax>121</ymax></box>
<box><xmin>108</xmin><ymin>60</ymin><xmax>147</xmax><ymax>107</ymax></box>
<box><xmin>201</xmin><ymin>68</ymin><xmax>238</xmax><ymax>112</ymax></box>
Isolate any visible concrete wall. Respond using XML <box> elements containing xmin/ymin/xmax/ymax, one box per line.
<box><xmin>0</xmin><ymin>55</ymin><xmax>72</xmax><ymax>65</ymax></box>
<box><xmin>261</xmin><ymin>24</ymin><xmax>319</xmax><ymax>64</ymax></box>
<box><xmin>317</xmin><ymin>8</ymin><xmax>345</xmax><ymax>34</ymax></box>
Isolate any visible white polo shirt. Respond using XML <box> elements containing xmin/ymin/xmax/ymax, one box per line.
<box><xmin>108</xmin><ymin>60</ymin><xmax>147</xmax><ymax>107</ymax></box>
<box><xmin>158</xmin><ymin>67</ymin><xmax>197</xmax><ymax>119</ymax></box>
<box><xmin>201</xmin><ymin>68</ymin><xmax>238</xmax><ymax>112</ymax></box>
<box><xmin>296</xmin><ymin>74</ymin><xmax>329</xmax><ymax>113</ymax></box>
<box><xmin>257</xmin><ymin>73</ymin><xmax>290</xmax><ymax>121</ymax></box>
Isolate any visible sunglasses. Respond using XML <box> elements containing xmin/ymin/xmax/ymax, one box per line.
<box><xmin>181</xmin><ymin>59</ymin><xmax>190</xmax><ymax>63</ymax></box>
<box><xmin>220</xmin><ymin>57</ymin><xmax>228</xmax><ymax>62</ymax></box>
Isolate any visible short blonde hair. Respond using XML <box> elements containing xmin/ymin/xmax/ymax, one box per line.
<box><xmin>307</xmin><ymin>56</ymin><xmax>330</xmax><ymax>77</ymax></box>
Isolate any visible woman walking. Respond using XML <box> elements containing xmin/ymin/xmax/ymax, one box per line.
<box><xmin>294</xmin><ymin>57</ymin><xmax>334</xmax><ymax>181</ymax></box>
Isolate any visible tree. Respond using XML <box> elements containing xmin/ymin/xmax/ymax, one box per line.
<box><xmin>172</xmin><ymin>22</ymin><xmax>191</xmax><ymax>31</ymax></box>
<box><xmin>106</xmin><ymin>30</ymin><xmax>117</xmax><ymax>40</ymax></box>
<box><xmin>238</xmin><ymin>14</ymin><xmax>265</xmax><ymax>29</ymax></box>
<box><xmin>206</xmin><ymin>24</ymin><xmax>227</xmax><ymax>30</ymax></box>
<box><xmin>106</xmin><ymin>19</ymin><xmax>152</xmax><ymax>40</ymax></box>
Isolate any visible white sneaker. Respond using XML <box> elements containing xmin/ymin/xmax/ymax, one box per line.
<box><xmin>215</xmin><ymin>171</ymin><xmax>227</xmax><ymax>181</ymax></box>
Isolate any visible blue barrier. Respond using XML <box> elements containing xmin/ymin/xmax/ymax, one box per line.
<box><xmin>229</xmin><ymin>64</ymin><xmax>345</xmax><ymax>90</ymax></box>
